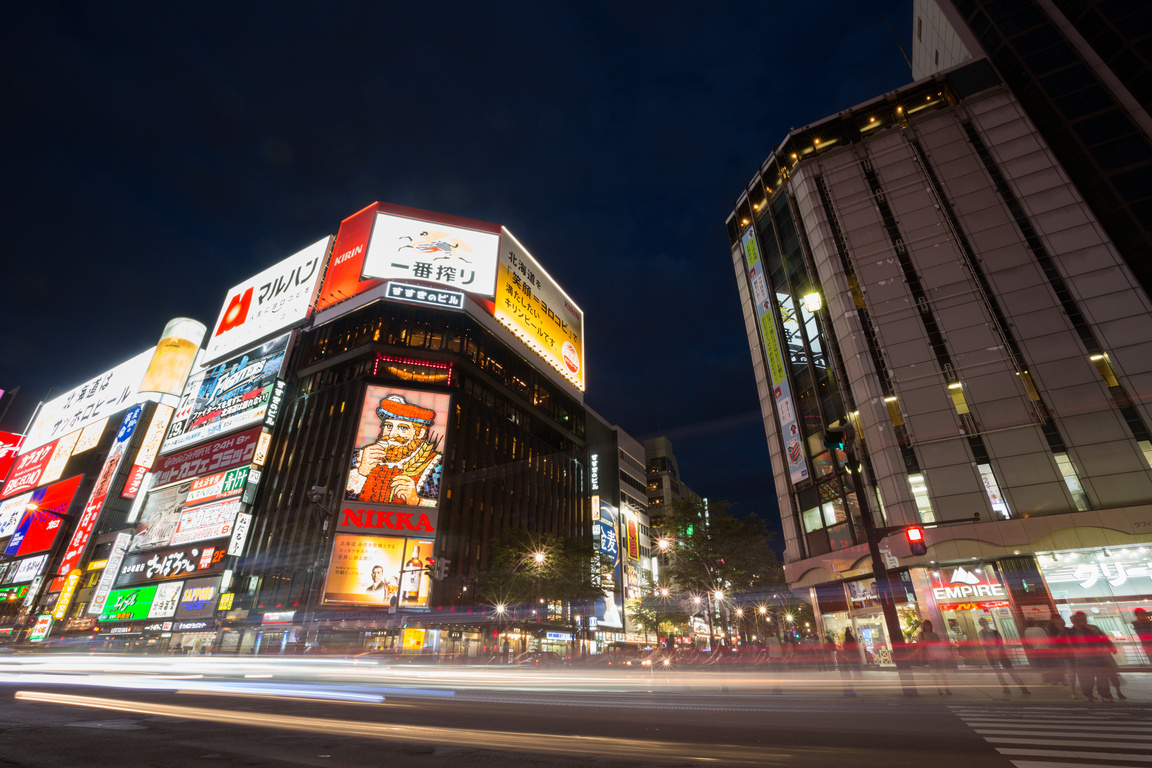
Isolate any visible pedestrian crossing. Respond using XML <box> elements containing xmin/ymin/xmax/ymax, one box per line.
<box><xmin>951</xmin><ymin>706</ymin><xmax>1152</xmax><ymax>768</ymax></box>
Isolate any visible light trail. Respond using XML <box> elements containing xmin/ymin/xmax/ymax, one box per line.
<box><xmin>15</xmin><ymin>691</ymin><xmax>778</xmax><ymax>765</ymax></box>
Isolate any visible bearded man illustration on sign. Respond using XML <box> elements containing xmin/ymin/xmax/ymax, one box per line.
<box><xmin>345</xmin><ymin>394</ymin><xmax>443</xmax><ymax>506</ymax></box>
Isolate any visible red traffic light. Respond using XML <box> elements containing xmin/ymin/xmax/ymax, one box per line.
<box><xmin>906</xmin><ymin>526</ymin><xmax>927</xmax><ymax>555</ymax></box>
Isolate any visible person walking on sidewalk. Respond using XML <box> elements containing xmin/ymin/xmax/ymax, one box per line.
<box><xmin>839</xmin><ymin>628</ymin><xmax>862</xmax><ymax>697</ymax></box>
<box><xmin>1133</xmin><ymin>608</ymin><xmax>1152</xmax><ymax>665</ymax></box>
<box><xmin>977</xmin><ymin>617</ymin><xmax>1031</xmax><ymax>695</ymax></box>
<box><xmin>1068</xmin><ymin>611</ymin><xmax>1116</xmax><ymax>702</ymax></box>
<box><xmin>1049</xmin><ymin>614</ymin><xmax>1077</xmax><ymax>698</ymax></box>
<box><xmin>917</xmin><ymin>620</ymin><xmax>953</xmax><ymax>695</ymax></box>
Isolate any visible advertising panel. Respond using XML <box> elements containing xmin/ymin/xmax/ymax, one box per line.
<box><xmin>383</xmin><ymin>282</ymin><xmax>465</xmax><ymax>311</ymax></box>
<box><xmin>100</xmin><ymin>584</ymin><xmax>160</xmax><ymax>622</ymax></box>
<box><xmin>29</xmin><ymin>615</ymin><xmax>52</xmax><ymax>643</ymax></box>
<box><xmin>314</xmin><ymin>203</ymin><xmax>381</xmax><ymax>314</ymax></box>
<box><xmin>88</xmin><ymin>532</ymin><xmax>131</xmax><ymax>616</ymax></box>
<box><xmin>73</xmin><ymin>418</ymin><xmax>109</xmax><ymax>455</ymax></box>
<box><xmin>175</xmin><ymin>576</ymin><xmax>221</xmax><ymax>619</ymax></box>
<box><xmin>0</xmin><ymin>431</ymin><xmax>21</xmax><ymax>486</ymax></box>
<box><xmin>20</xmin><ymin>349</ymin><xmax>152</xmax><ymax>456</ymax></box>
<box><xmin>204</xmin><ymin>237</ymin><xmax>331</xmax><ymax>363</ymax></box>
<box><xmin>169</xmin><ymin>498</ymin><xmax>241</xmax><ymax>547</ymax></box>
<box><xmin>129</xmin><ymin>482</ymin><xmax>191</xmax><ymax>553</ymax></box>
<box><xmin>336</xmin><ymin>502</ymin><xmax>437</xmax><ymax>538</ymax></box>
<box><xmin>36</xmin><ymin>429</ymin><xmax>82</xmax><ymax>487</ymax></box>
<box><xmin>150</xmin><ymin>581</ymin><xmax>184</xmax><ymax>618</ymax></box>
<box><xmin>0</xmin><ymin>494</ymin><xmax>30</xmax><ymax>539</ymax></box>
<box><xmin>11</xmin><ymin>555</ymin><xmax>49</xmax><ymax>583</ymax></box>
<box><xmin>360</xmin><ymin>211</ymin><xmax>500</xmax><ymax>298</ymax></box>
<box><xmin>594</xmin><ymin>500</ymin><xmax>623</xmax><ymax>629</ymax></box>
<box><xmin>1038</xmin><ymin>549</ymin><xmax>1152</xmax><ymax>601</ymax></box>
<box><xmin>227</xmin><ymin>513</ymin><xmax>252</xmax><ymax>556</ymax></box>
<box><xmin>0</xmin><ymin>475</ymin><xmax>82</xmax><ymax>546</ymax></box>
<box><xmin>139</xmin><ymin>318</ymin><xmax>206</xmax><ymax>397</ymax></box>
<box><xmin>57</xmin><ymin>406</ymin><xmax>142</xmax><ymax>577</ymax></box>
<box><xmin>123</xmin><ymin>403</ymin><xmax>175</xmax><ymax>499</ymax></box>
<box><xmin>185</xmin><ymin>467</ymin><xmax>251</xmax><ymax>506</ymax></box>
<box><xmin>494</xmin><ymin>229</ymin><xmax>586</xmax><ymax>392</ymax></box>
<box><xmin>52</xmin><ymin>569</ymin><xmax>83</xmax><ymax>621</ymax></box>
<box><xmin>2</xmin><ymin>439</ymin><xmax>59</xmax><ymax>498</ymax></box>
<box><xmin>151</xmin><ymin>426</ymin><xmax>262</xmax><ymax>488</ymax></box>
<box><xmin>115</xmin><ymin>540</ymin><xmax>228</xmax><ymax>586</ymax></box>
<box><xmin>322</xmin><ymin>533</ymin><xmax>430</xmax><ymax>609</ymax></box>
<box><xmin>343</xmin><ymin>386</ymin><xmax>449</xmax><ymax>513</ymax></box>
<box><xmin>161</xmin><ymin>334</ymin><xmax>288</xmax><ymax>454</ymax></box>
<box><xmin>927</xmin><ymin>565</ymin><xmax>1008</xmax><ymax>610</ymax></box>
<box><xmin>3</xmin><ymin>509</ymin><xmax>65</xmax><ymax>558</ymax></box>
<box><xmin>741</xmin><ymin>228</ymin><xmax>810</xmax><ymax>485</ymax></box>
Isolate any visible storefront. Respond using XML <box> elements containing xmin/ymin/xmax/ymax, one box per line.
<box><xmin>812</xmin><ymin>571</ymin><xmax>921</xmax><ymax>667</ymax></box>
<box><xmin>919</xmin><ymin>563</ymin><xmax>1024</xmax><ymax>666</ymax></box>
<box><xmin>1036</xmin><ymin>546</ymin><xmax>1152</xmax><ymax>665</ymax></box>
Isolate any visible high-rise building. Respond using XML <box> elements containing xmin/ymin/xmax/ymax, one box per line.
<box><xmin>727</xmin><ymin>48</ymin><xmax>1152</xmax><ymax>666</ymax></box>
<box><xmin>644</xmin><ymin>436</ymin><xmax>694</xmax><ymax>521</ymax></box>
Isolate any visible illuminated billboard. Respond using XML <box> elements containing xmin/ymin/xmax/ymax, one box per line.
<box><xmin>343</xmin><ymin>385</ymin><xmax>449</xmax><ymax>512</ymax></box>
<box><xmin>20</xmin><ymin>349</ymin><xmax>152</xmax><ymax>456</ymax></box>
<box><xmin>494</xmin><ymin>229</ymin><xmax>585</xmax><ymax>391</ymax></box>
<box><xmin>99</xmin><ymin>582</ymin><xmax>183</xmax><ymax>622</ymax></box>
<box><xmin>0</xmin><ymin>431</ymin><xmax>21</xmax><ymax>487</ymax></box>
<box><xmin>129</xmin><ymin>481</ymin><xmax>191</xmax><ymax>553</ymax></box>
<box><xmin>741</xmin><ymin>228</ymin><xmax>810</xmax><ymax>485</ymax></box>
<box><xmin>594</xmin><ymin>500</ymin><xmax>623</xmax><ymax>629</ymax></box>
<box><xmin>115</xmin><ymin>540</ymin><xmax>228</xmax><ymax>587</ymax></box>
<box><xmin>2</xmin><ymin>438</ymin><xmax>67</xmax><ymax>499</ymax></box>
<box><xmin>322</xmin><ymin>533</ymin><xmax>431</xmax><ymax>609</ymax></box>
<box><xmin>1</xmin><ymin>476</ymin><xmax>83</xmax><ymax>557</ymax></box>
<box><xmin>170</xmin><ymin>498</ymin><xmax>241</xmax><ymax>547</ymax></box>
<box><xmin>11</xmin><ymin>554</ymin><xmax>49</xmax><ymax>583</ymax></box>
<box><xmin>175</xmin><ymin>576</ymin><xmax>221</xmax><ymax>619</ymax></box>
<box><xmin>151</xmin><ymin>426</ymin><xmax>262</xmax><ymax>488</ymax></box>
<box><xmin>161</xmin><ymin>334</ymin><xmax>288</xmax><ymax>453</ymax></box>
<box><xmin>361</xmin><ymin>211</ymin><xmax>500</xmax><ymax>298</ymax></box>
<box><xmin>204</xmin><ymin>237</ymin><xmax>332</xmax><ymax>364</ymax></box>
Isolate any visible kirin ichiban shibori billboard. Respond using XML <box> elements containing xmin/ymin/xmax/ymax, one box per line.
<box><xmin>161</xmin><ymin>334</ymin><xmax>288</xmax><ymax>453</ymax></box>
<box><xmin>340</xmin><ymin>385</ymin><xmax>449</xmax><ymax>536</ymax></box>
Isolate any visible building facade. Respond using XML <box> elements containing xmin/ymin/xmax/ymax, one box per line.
<box><xmin>728</xmin><ymin>55</ymin><xmax>1152</xmax><ymax>666</ymax></box>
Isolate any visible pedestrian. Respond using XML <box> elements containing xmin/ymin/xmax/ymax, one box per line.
<box><xmin>1022</xmin><ymin>620</ymin><xmax>1054</xmax><ymax>682</ymax></box>
<box><xmin>1133</xmin><ymin>608</ymin><xmax>1152</xmax><ymax>665</ymax></box>
<box><xmin>839</xmin><ymin>628</ymin><xmax>862</xmax><ymax>697</ymax></box>
<box><xmin>917</xmin><ymin>620</ymin><xmax>952</xmax><ymax>695</ymax></box>
<box><xmin>977</xmin><ymin>617</ymin><xmax>1031</xmax><ymax>694</ymax></box>
<box><xmin>1068</xmin><ymin>611</ymin><xmax>1116</xmax><ymax>702</ymax></box>
<box><xmin>1048</xmin><ymin>614</ymin><xmax>1076</xmax><ymax>697</ymax></box>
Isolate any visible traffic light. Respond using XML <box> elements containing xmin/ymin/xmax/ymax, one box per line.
<box><xmin>435</xmin><ymin>557</ymin><xmax>451</xmax><ymax>580</ymax></box>
<box><xmin>823</xmin><ymin>428</ymin><xmax>845</xmax><ymax>452</ymax></box>
<box><xmin>906</xmin><ymin>526</ymin><xmax>928</xmax><ymax>556</ymax></box>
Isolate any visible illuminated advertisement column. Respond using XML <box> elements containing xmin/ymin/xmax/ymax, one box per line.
<box><xmin>139</xmin><ymin>318</ymin><xmax>207</xmax><ymax>397</ymax></box>
<box><xmin>593</xmin><ymin>499</ymin><xmax>623</xmax><ymax>630</ymax></box>
<box><xmin>323</xmin><ymin>385</ymin><xmax>450</xmax><ymax>615</ymax></box>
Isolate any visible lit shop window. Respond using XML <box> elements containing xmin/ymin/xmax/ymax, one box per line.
<box><xmin>1089</xmin><ymin>353</ymin><xmax>1119</xmax><ymax>388</ymax></box>
<box><xmin>1139</xmin><ymin>440</ymin><xmax>1152</xmax><ymax>472</ymax></box>
<box><xmin>908</xmin><ymin>474</ymin><xmax>935</xmax><ymax>523</ymax></box>
<box><xmin>1053</xmin><ymin>452</ymin><xmax>1091</xmax><ymax>511</ymax></box>
<box><xmin>976</xmin><ymin>464</ymin><xmax>1011</xmax><ymax>519</ymax></box>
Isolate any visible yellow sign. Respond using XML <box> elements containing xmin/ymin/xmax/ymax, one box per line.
<box><xmin>52</xmin><ymin>569</ymin><xmax>83</xmax><ymax>621</ymax></box>
<box><xmin>133</xmin><ymin>404</ymin><xmax>175</xmax><ymax>470</ymax></box>
<box><xmin>494</xmin><ymin>231</ymin><xmax>585</xmax><ymax>392</ymax></box>
<box><xmin>86</xmin><ymin>560</ymin><xmax>108</xmax><ymax>571</ymax></box>
<box><xmin>218</xmin><ymin>592</ymin><xmax>235</xmax><ymax>610</ymax></box>
<box><xmin>402</xmin><ymin>627</ymin><xmax>426</xmax><ymax>651</ymax></box>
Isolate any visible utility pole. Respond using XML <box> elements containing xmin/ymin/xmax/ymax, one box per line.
<box><xmin>828</xmin><ymin>424</ymin><xmax>918</xmax><ymax>697</ymax></box>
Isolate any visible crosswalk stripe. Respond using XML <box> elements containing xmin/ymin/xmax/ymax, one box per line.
<box><xmin>1009</xmin><ymin>762</ymin><xmax>1149</xmax><ymax>768</ymax></box>
<box><xmin>998</xmin><ymin>748</ymin><xmax>1152</xmax><ymax>763</ymax></box>
<box><xmin>986</xmin><ymin>737</ymin><xmax>1152</xmax><ymax>750</ymax></box>
<box><xmin>965</xmin><ymin>721</ymin><xmax>1151</xmax><ymax>730</ymax></box>
<box><xmin>974</xmin><ymin>729</ymin><xmax>1152</xmax><ymax>740</ymax></box>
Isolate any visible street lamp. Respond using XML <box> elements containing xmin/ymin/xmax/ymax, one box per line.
<box><xmin>657</xmin><ymin>536</ymin><xmax>725</xmax><ymax>649</ymax></box>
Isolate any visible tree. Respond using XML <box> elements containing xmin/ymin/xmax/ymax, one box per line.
<box><xmin>654</xmin><ymin>495</ymin><xmax>783</xmax><ymax>649</ymax></box>
<box><xmin>626</xmin><ymin>571</ymin><xmax>688</xmax><ymax>646</ymax></box>
<box><xmin>478</xmin><ymin>530</ymin><xmax>605</xmax><ymax>615</ymax></box>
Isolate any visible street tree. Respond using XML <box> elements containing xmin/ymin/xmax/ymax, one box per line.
<box><xmin>654</xmin><ymin>495</ymin><xmax>783</xmax><ymax>648</ymax></box>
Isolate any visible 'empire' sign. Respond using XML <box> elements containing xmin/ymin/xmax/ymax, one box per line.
<box><xmin>931</xmin><ymin>566</ymin><xmax>1005</xmax><ymax>603</ymax></box>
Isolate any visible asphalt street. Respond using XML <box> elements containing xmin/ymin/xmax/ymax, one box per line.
<box><xmin>1</xmin><ymin>657</ymin><xmax>1149</xmax><ymax>767</ymax></box>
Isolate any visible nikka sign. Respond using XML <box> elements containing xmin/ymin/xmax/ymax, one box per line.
<box><xmin>337</xmin><ymin>501</ymin><xmax>437</xmax><ymax>539</ymax></box>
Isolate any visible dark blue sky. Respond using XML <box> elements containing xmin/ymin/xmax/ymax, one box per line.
<box><xmin>0</xmin><ymin>2</ymin><xmax>914</xmax><ymax>542</ymax></box>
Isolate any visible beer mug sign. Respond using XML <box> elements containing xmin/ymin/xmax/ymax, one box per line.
<box><xmin>140</xmin><ymin>318</ymin><xmax>206</xmax><ymax>396</ymax></box>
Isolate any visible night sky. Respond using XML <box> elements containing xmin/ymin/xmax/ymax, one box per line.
<box><xmin>1</xmin><ymin>2</ymin><xmax>914</xmax><ymax>545</ymax></box>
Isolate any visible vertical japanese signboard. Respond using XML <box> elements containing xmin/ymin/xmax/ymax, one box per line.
<box><xmin>57</xmin><ymin>406</ymin><xmax>142</xmax><ymax>578</ymax></box>
<box><xmin>741</xmin><ymin>228</ymin><xmax>809</xmax><ymax>485</ymax></box>
<box><xmin>88</xmin><ymin>533</ymin><xmax>132</xmax><ymax>616</ymax></box>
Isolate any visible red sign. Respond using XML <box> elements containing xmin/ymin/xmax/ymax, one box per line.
<box><xmin>0</xmin><ymin>431</ymin><xmax>22</xmax><ymax>486</ymax></box>
<box><xmin>121</xmin><ymin>465</ymin><xmax>149</xmax><ymax>500</ymax></box>
<box><xmin>1</xmin><ymin>439</ymin><xmax>58</xmax><ymax>498</ymax></box>
<box><xmin>150</xmin><ymin>426</ymin><xmax>262</xmax><ymax>487</ymax></box>
<box><xmin>314</xmin><ymin>203</ymin><xmax>381</xmax><ymax>313</ymax></box>
<box><xmin>337</xmin><ymin>504</ymin><xmax>438</xmax><ymax>535</ymax></box>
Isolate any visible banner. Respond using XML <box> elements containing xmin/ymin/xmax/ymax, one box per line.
<box><xmin>161</xmin><ymin>334</ymin><xmax>288</xmax><ymax>453</ymax></box>
<box><xmin>741</xmin><ymin>228</ymin><xmax>810</xmax><ymax>485</ymax></box>
<box><xmin>88</xmin><ymin>532</ymin><xmax>132</xmax><ymax>616</ymax></box>
<box><xmin>151</xmin><ymin>426</ymin><xmax>262</xmax><ymax>488</ymax></box>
